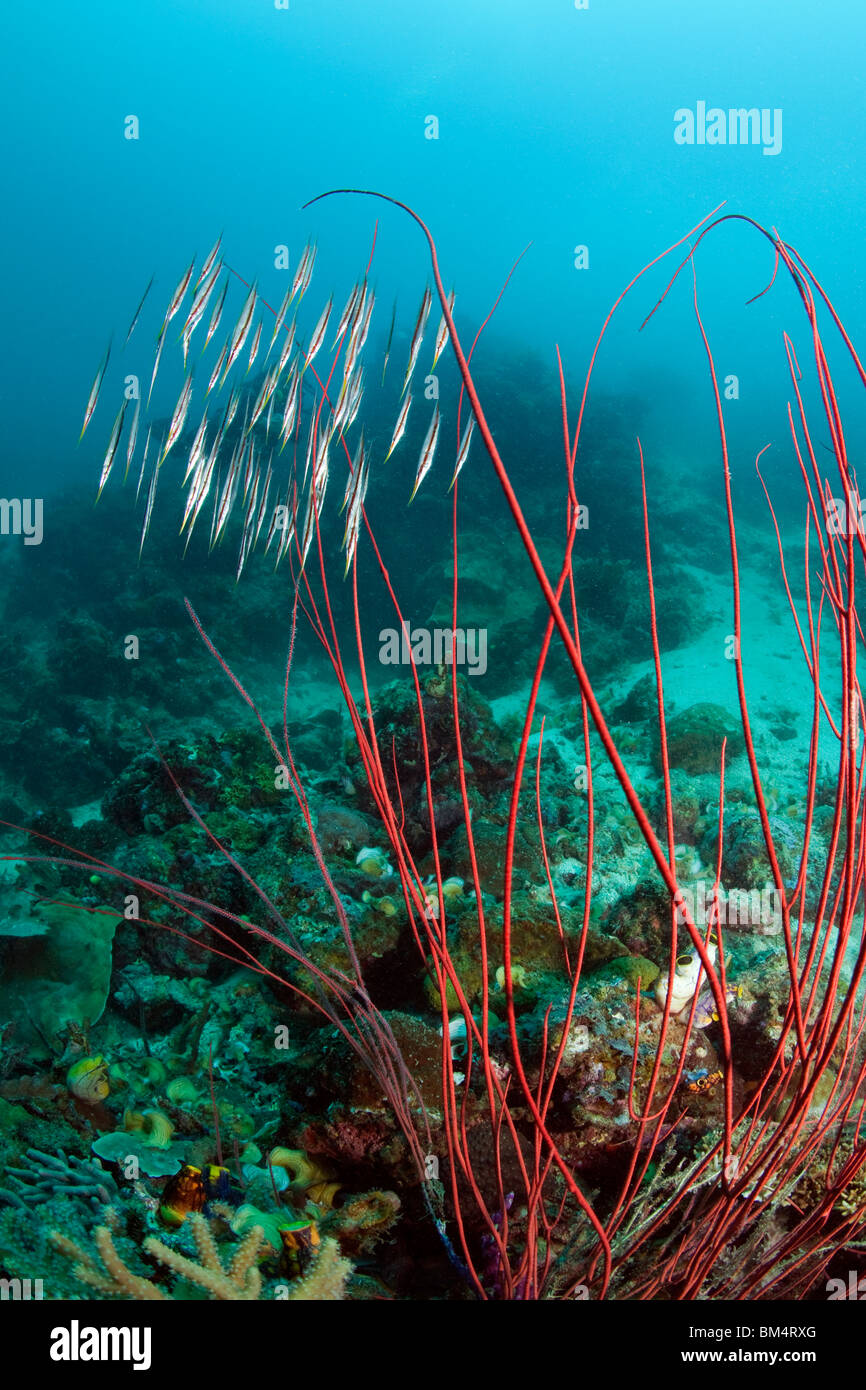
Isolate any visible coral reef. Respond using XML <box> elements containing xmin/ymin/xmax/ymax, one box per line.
<box><xmin>0</xmin><ymin>649</ymin><xmax>817</xmax><ymax>1298</ymax></box>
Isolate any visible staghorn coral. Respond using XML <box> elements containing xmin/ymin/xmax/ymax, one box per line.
<box><xmin>283</xmin><ymin>1237</ymin><xmax>352</xmax><ymax>1300</ymax></box>
<box><xmin>51</xmin><ymin>1211</ymin><xmax>263</xmax><ymax>1300</ymax></box>
<box><xmin>145</xmin><ymin>1212</ymin><xmax>265</xmax><ymax>1299</ymax></box>
<box><xmin>50</xmin><ymin>1209</ymin><xmax>353</xmax><ymax>1300</ymax></box>
<box><xmin>51</xmin><ymin>1220</ymin><xmax>168</xmax><ymax>1300</ymax></box>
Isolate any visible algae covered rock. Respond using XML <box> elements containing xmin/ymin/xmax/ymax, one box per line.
<box><xmin>589</xmin><ymin>955</ymin><xmax>660</xmax><ymax>991</ymax></box>
<box><xmin>704</xmin><ymin>805</ymin><xmax>799</xmax><ymax>892</ymax></box>
<box><xmin>610</xmin><ymin>673</ymin><xmax>657</xmax><ymax>725</ymax></box>
<box><xmin>0</xmin><ymin>898</ymin><xmax>119</xmax><ymax>1057</ymax></box>
<box><xmin>655</xmin><ymin>703</ymin><xmax>745</xmax><ymax>776</ymax></box>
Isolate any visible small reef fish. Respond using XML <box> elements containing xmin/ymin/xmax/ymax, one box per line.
<box><xmin>183</xmin><ymin>408</ymin><xmax>209</xmax><ymax>484</ymax></box>
<box><xmin>381</xmin><ymin>299</ymin><xmax>397</xmax><ymax>385</ymax></box>
<box><xmin>139</xmin><ymin>457</ymin><xmax>160</xmax><ymax>556</ymax></box>
<box><xmin>342</xmin><ymin>432</ymin><xmax>368</xmax><ymax>574</ymax></box>
<box><xmin>263</xmin><ymin>487</ymin><xmax>286</xmax><ymax>555</ymax></box>
<box><xmin>79</xmin><ymin>338</ymin><xmax>111</xmax><ymax>441</ymax></box>
<box><xmin>96</xmin><ymin>401</ymin><xmax>126</xmax><ymax>498</ymax></box>
<box><xmin>431</xmin><ymin>290</ymin><xmax>455</xmax><ymax>370</ymax></box>
<box><xmin>206</xmin><ymin>342</ymin><xmax>228</xmax><ymax>397</ymax></box>
<box><xmin>332</xmin><ymin>282</ymin><xmax>361</xmax><ymax>349</ymax></box>
<box><xmin>211</xmin><ymin>450</ymin><xmax>241</xmax><ymax>548</ymax></box>
<box><xmin>273</xmin><ymin>505</ymin><xmax>294</xmax><ymax>569</ymax></box>
<box><xmin>342</xmin><ymin>366</ymin><xmax>364</xmax><ymax>433</ymax></box>
<box><xmin>207</xmin><ymin>465</ymin><xmax>222</xmax><ymax>549</ymax></box>
<box><xmin>246</xmin><ymin>363</ymin><xmax>280</xmax><ymax>436</ymax></box>
<box><xmin>401</xmin><ymin>287</ymin><xmax>432</xmax><ymax>396</ymax></box>
<box><xmin>158</xmin><ymin>373</ymin><xmax>194</xmax><ymax>466</ymax></box>
<box><xmin>291</xmin><ymin>241</ymin><xmax>316</xmax><ymax>303</ymax></box>
<box><xmin>267</xmin><ymin>283</ymin><xmax>294</xmax><ymax>359</ymax></box>
<box><xmin>124</xmin><ymin>276</ymin><xmax>153</xmax><ymax>347</ymax></box>
<box><xmin>203</xmin><ymin>277</ymin><xmax>229</xmax><ymax>353</ymax></box>
<box><xmin>349</xmin><ymin>286</ymin><xmax>374</xmax><ymax>358</ymax></box>
<box><xmin>450</xmin><ymin>415</ymin><xmax>475</xmax><ymax>489</ymax></box>
<box><xmin>194</xmin><ymin>236</ymin><xmax>222</xmax><ymax>293</ymax></box>
<box><xmin>684</xmin><ymin>1069</ymin><xmax>723</xmax><ymax>1094</ymax></box>
<box><xmin>271</xmin><ymin>484</ymin><xmax>296</xmax><ymax>568</ymax></box>
<box><xmin>276</xmin><ymin>315</ymin><xmax>297</xmax><ymax>374</ymax></box>
<box><xmin>242</xmin><ymin>435</ymin><xmax>256</xmax><ymax>499</ymax></box>
<box><xmin>160</xmin><ymin>256</ymin><xmax>196</xmax><ymax>340</ymax></box>
<box><xmin>385</xmin><ymin>391</ymin><xmax>412</xmax><ymax>461</ymax></box>
<box><xmin>181</xmin><ymin>436</ymin><xmax>219</xmax><ymax>542</ymax></box>
<box><xmin>409</xmin><ymin>403</ymin><xmax>440</xmax><ymax>502</ymax></box>
<box><xmin>252</xmin><ymin>461</ymin><xmax>273</xmax><ymax>547</ymax></box>
<box><xmin>300</xmin><ymin>295</ymin><xmax>333</xmax><ymax>374</ymax></box>
<box><xmin>236</xmin><ymin>465</ymin><xmax>261</xmax><ymax>579</ymax></box>
<box><xmin>146</xmin><ymin>330</ymin><xmax>166</xmax><ymax>407</ymax></box>
<box><xmin>246</xmin><ymin>319</ymin><xmax>263</xmax><ymax>373</ymax></box>
<box><xmin>340</xmin><ymin>429</ymin><xmax>365</xmax><ymax>515</ymax></box>
<box><xmin>222</xmin><ymin>280</ymin><xmax>258</xmax><ymax>381</ymax></box>
<box><xmin>124</xmin><ymin>397</ymin><xmax>141</xmax><ymax>482</ymax></box>
<box><xmin>135</xmin><ymin>425</ymin><xmax>152</xmax><ymax>501</ymax></box>
<box><xmin>221</xmin><ymin>385</ymin><xmax>241</xmax><ymax>436</ymax></box>
<box><xmin>181</xmin><ymin>261</ymin><xmax>222</xmax><ymax>365</ymax></box>
<box><xmin>342</xmin><ymin>291</ymin><xmax>373</xmax><ymax>386</ymax></box>
<box><xmin>278</xmin><ymin>371</ymin><xmax>300</xmax><ymax>451</ymax></box>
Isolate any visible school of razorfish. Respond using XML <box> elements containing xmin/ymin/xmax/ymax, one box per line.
<box><xmin>80</xmin><ymin>237</ymin><xmax>476</xmax><ymax>580</ymax></box>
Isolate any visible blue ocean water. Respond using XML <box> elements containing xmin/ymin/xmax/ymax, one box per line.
<box><xmin>2</xmin><ymin>0</ymin><xmax>864</xmax><ymax>495</ymax></box>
